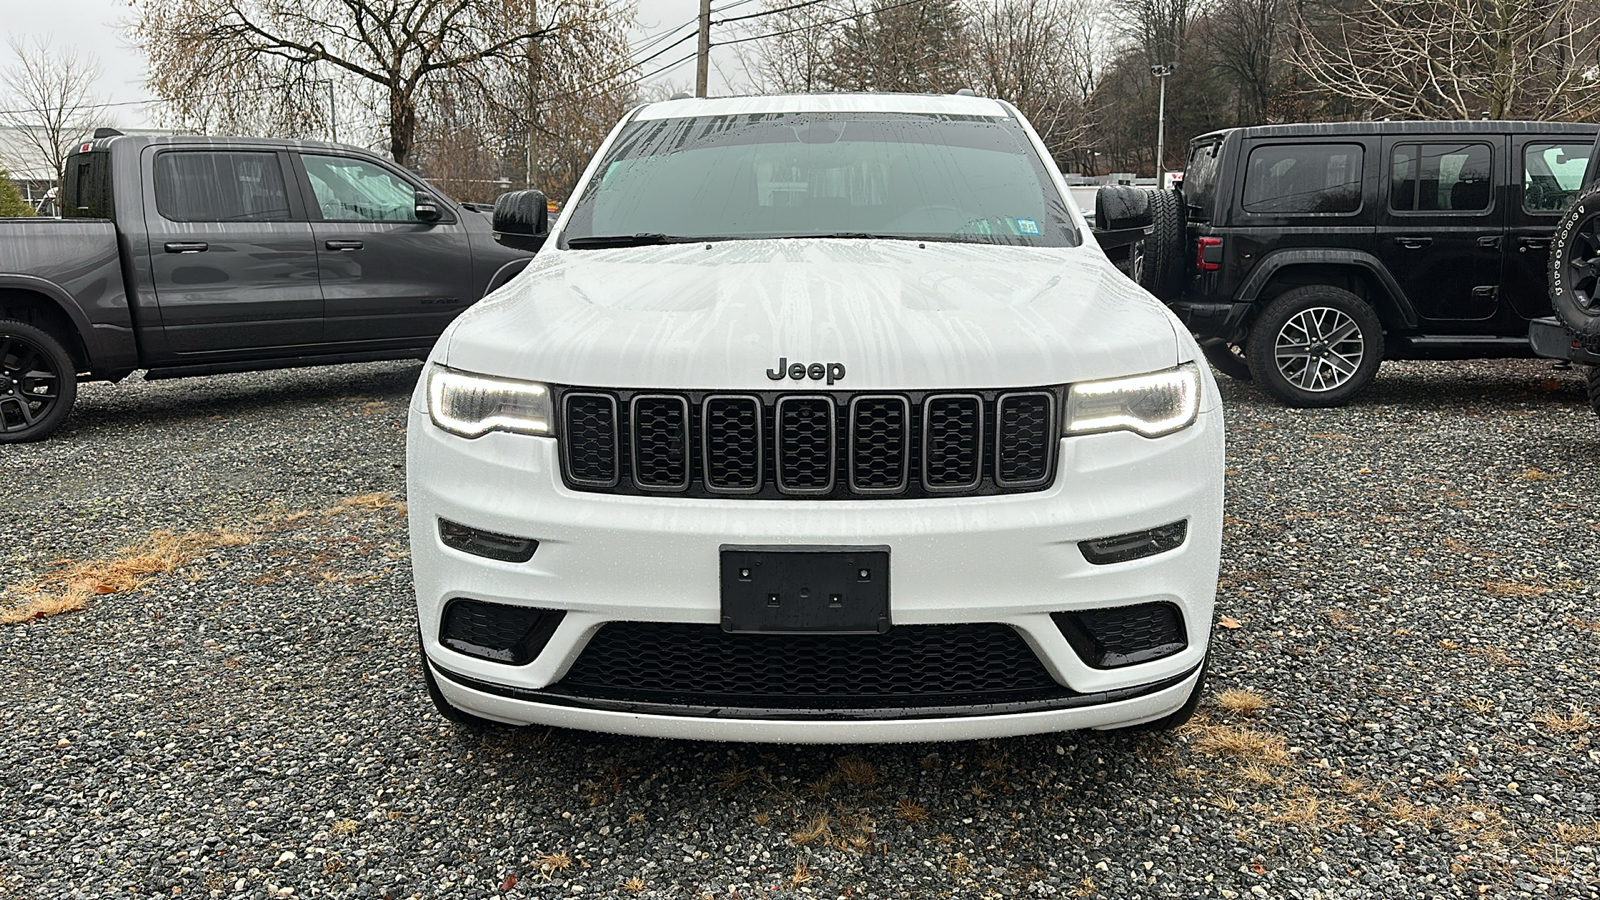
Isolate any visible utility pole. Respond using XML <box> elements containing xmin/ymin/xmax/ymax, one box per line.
<box><xmin>1151</xmin><ymin>63</ymin><xmax>1174</xmax><ymax>187</ymax></box>
<box><xmin>696</xmin><ymin>0</ymin><xmax>711</xmax><ymax>98</ymax></box>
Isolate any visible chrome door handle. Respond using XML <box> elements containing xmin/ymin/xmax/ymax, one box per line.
<box><xmin>164</xmin><ymin>241</ymin><xmax>208</xmax><ymax>253</ymax></box>
<box><xmin>1392</xmin><ymin>237</ymin><xmax>1432</xmax><ymax>249</ymax></box>
<box><xmin>325</xmin><ymin>240</ymin><xmax>364</xmax><ymax>251</ymax></box>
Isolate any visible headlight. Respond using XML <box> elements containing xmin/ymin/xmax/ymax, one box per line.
<box><xmin>1064</xmin><ymin>363</ymin><xmax>1200</xmax><ymax>438</ymax></box>
<box><xmin>427</xmin><ymin>365</ymin><xmax>553</xmax><ymax>438</ymax></box>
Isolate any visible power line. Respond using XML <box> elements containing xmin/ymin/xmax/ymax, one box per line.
<box><xmin>712</xmin><ymin>0</ymin><xmax>929</xmax><ymax>46</ymax></box>
<box><xmin>713</xmin><ymin>0</ymin><xmax>835</xmax><ymax>25</ymax></box>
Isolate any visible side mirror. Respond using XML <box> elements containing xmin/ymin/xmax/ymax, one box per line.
<box><xmin>492</xmin><ymin>190</ymin><xmax>549</xmax><ymax>252</ymax></box>
<box><xmin>415</xmin><ymin>190</ymin><xmax>442</xmax><ymax>222</ymax></box>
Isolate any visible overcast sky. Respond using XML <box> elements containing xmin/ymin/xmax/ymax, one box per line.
<box><xmin>3</xmin><ymin>0</ymin><xmax>749</xmax><ymax>134</ymax></box>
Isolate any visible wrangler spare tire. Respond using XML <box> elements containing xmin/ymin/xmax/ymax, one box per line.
<box><xmin>1094</xmin><ymin>184</ymin><xmax>1150</xmax><ymax>232</ymax></box>
<box><xmin>1547</xmin><ymin>183</ymin><xmax>1600</xmax><ymax>336</ymax></box>
<box><xmin>1138</xmin><ymin>188</ymin><xmax>1188</xmax><ymax>301</ymax></box>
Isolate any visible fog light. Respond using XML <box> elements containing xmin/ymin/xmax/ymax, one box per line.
<box><xmin>439</xmin><ymin>519</ymin><xmax>538</xmax><ymax>562</ymax></box>
<box><xmin>440</xmin><ymin>599</ymin><xmax>564</xmax><ymax>664</ymax></box>
<box><xmin>1078</xmin><ymin>520</ymin><xmax>1187</xmax><ymax>565</ymax></box>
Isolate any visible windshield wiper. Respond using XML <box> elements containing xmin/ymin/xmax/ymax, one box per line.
<box><xmin>566</xmin><ymin>233</ymin><xmax>687</xmax><ymax>249</ymax></box>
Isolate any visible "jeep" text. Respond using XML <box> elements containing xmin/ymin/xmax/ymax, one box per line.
<box><xmin>766</xmin><ymin>358</ymin><xmax>846</xmax><ymax>385</ymax></box>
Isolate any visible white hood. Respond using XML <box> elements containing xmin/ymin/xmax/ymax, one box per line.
<box><xmin>443</xmin><ymin>239</ymin><xmax>1184</xmax><ymax>390</ymax></box>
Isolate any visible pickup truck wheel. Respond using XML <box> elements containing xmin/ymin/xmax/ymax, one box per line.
<box><xmin>1137</xmin><ymin>189</ymin><xmax>1187</xmax><ymax>301</ymax></box>
<box><xmin>1586</xmin><ymin>365</ymin><xmax>1600</xmax><ymax>417</ymax></box>
<box><xmin>1200</xmin><ymin>340</ymin><xmax>1252</xmax><ymax>381</ymax></box>
<box><xmin>1548</xmin><ymin>184</ymin><xmax>1600</xmax><ymax>336</ymax></box>
<box><xmin>1246</xmin><ymin>286</ymin><xmax>1384</xmax><ymax>408</ymax></box>
<box><xmin>0</xmin><ymin>319</ymin><xmax>77</xmax><ymax>443</ymax></box>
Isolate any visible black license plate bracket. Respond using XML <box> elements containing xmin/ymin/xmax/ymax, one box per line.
<box><xmin>720</xmin><ymin>545</ymin><xmax>890</xmax><ymax>634</ymax></box>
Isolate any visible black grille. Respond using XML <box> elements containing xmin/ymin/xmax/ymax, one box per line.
<box><xmin>553</xmin><ymin>622</ymin><xmax>1064</xmax><ymax>708</ymax></box>
<box><xmin>439</xmin><ymin>599</ymin><xmax>564</xmax><ymax>665</ymax></box>
<box><xmin>703</xmin><ymin>396</ymin><xmax>762</xmax><ymax>493</ymax></box>
<box><xmin>554</xmin><ymin>386</ymin><xmax>1058</xmax><ymax>499</ymax></box>
<box><xmin>849</xmin><ymin>396</ymin><xmax>910</xmax><ymax>492</ymax></box>
<box><xmin>1053</xmin><ymin>603</ymin><xmax>1188</xmax><ymax>669</ymax></box>
<box><xmin>776</xmin><ymin>396</ymin><xmax>835</xmax><ymax>493</ymax></box>
<box><xmin>923</xmin><ymin>394</ymin><xmax>983</xmax><ymax>490</ymax></box>
<box><xmin>630</xmin><ymin>395</ymin><xmax>690</xmax><ymax>490</ymax></box>
<box><xmin>562</xmin><ymin>394</ymin><xmax>618</xmax><ymax>487</ymax></box>
<box><xmin>995</xmin><ymin>392</ymin><xmax>1054</xmax><ymax>486</ymax></box>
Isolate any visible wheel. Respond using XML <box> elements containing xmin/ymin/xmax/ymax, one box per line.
<box><xmin>1200</xmin><ymin>340</ymin><xmax>1252</xmax><ymax>381</ymax></box>
<box><xmin>1115</xmin><ymin>647</ymin><xmax>1209</xmax><ymax>733</ymax></box>
<box><xmin>419</xmin><ymin>637</ymin><xmax>502</xmax><ymax>729</ymax></box>
<box><xmin>1246</xmin><ymin>285</ymin><xmax>1384</xmax><ymax>408</ymax></box>
<box><xmin>0</xmin><ymin>319</ymin><xmax>77</xmax><ymax>443</ymax></box>
<box><xmin>1547</xmin><ymin>184</ymin><xmax>1600</xmax><ymax>336</ymax></box>
<box><xmin>1586</xmin><ymin>365</ymin><xmax>1600</xmax><ymax>418</ymax></box>
<box><xmin>1136</xmin><ymin>189</ymin><xmax>1187</xmax><ymax>301</ymax></box>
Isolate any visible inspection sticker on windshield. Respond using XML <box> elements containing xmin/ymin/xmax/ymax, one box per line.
<box><xmin>1015</xmin><ymin>218</ymin><xmax>1040</xmax><ymax>235</ymax></box>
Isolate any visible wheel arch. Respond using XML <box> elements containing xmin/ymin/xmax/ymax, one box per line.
<box><xmin>0</xmin><ymin>278</ymin><xmax>92</xmax><ymax>372</ymax></box>
<box><xmin>1237</xmin><ymin>250</ymin><xmax>1417</xmax><ymax>332</ymax></box>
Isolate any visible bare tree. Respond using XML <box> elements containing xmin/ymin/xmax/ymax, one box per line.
<box><xmin>1293</xmin><ymin>0</ymin><xmax>1600</xmax><ymax>120</ymax></box>
<box><xmin>1203</xmin><ymin>0</ymin><xmax>1282</xmax><ymax>122</ymax></box>
<box><xmin>968</xmin><ymin>0</ymin><xmax>1099</xmax><ymax>157</ymax></box>
<box><xmin>0</xmin><ymin>37</ymin><xmax>111</xmax><ymax>197</ymax></box>
<box><xmin>131</xmin><ymin>0</ymin><xmax>633</xmax><ymax>166</ymax></box>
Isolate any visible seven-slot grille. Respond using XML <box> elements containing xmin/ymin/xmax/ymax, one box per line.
<box><xmin>556</xmin><ymin>387</ymin><xmax>1058</xmax><ymax>499</ymax></box>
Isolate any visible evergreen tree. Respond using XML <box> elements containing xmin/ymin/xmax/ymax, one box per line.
<box><xmin>0</xmin><ymin>170</ymin><xmax>36</xmax><ymax>217</ymax></box>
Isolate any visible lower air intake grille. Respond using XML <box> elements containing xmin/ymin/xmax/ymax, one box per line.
<box><xmin>1053</xmin><ymin>602</ymin><xmax>1187</xmax><ymax>669</ymax></box>
<box><xmin>553</xmin><ymin>622</ymin><xmax>1063</xmax><ymax>708</ymax></box>
<box><xmin>440</xmin><ymin>599</ymin><xmax>564</xmax><ymax>665</ymax></box>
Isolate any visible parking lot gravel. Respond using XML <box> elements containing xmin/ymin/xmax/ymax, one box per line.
<box><xmin>2</xmin><ymin>357</ymin><xmax>1598</xmax><ymax>900</ymax></box>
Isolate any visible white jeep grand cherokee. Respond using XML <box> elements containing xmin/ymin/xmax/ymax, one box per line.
<box><xmin>406</xmin><ymin>93</ymin><xmax>1225</xmax><ymax>743</ymax></box>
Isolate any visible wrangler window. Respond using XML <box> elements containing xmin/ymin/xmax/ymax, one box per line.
<box><xmin>1390</xmin><ymin>143</ymin><xmax>1492</xmax><ymax>212</ymax></box>
<box><xmin>1241</xmin><ymin>143</ymin><xmax>1363</xmax><ymax>214</ymax></box>
<box><xmin>1523</xmin><ymin>142</ymin><xmax>1590</xmax><ymax>213</ymax></box>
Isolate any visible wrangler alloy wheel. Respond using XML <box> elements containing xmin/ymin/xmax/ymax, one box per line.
<box><xmin>1247</xmin><ymin>285</ymin><xmax>1384</xmax><ymax>408</ymax></box>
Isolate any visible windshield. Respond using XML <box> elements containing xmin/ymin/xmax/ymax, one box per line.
<box><xmin>559</xmin><ymin>111</ymin><xmax>1079</xmax><ymax>249</ymax></box>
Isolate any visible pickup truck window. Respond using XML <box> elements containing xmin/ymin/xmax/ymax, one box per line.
<box><xmin>63</xmin><ymin>151</ymin><xmax>113</xmax><ymax>219</ymax></box>
<box><xmin>1524</xmin><ymin>142</ymin><xmax>1590</xmax><ymax>213</ymax></box>
<box><xmin>154</xmin><ymin>151</ymin><xmax>292</xmax><ymax>223</ymax></box>
<box><xmin>1241</xmin><ymin>143</ymin><xmax>1363</xmax><ymax>215</ymax></box>
<box><xmin>1390</xmin><ymin>143</ymin><xmax>1492</xmax><ymax>212</ymax></box>
<box><xmin>302</xmin><ymin>154</ymin><xmax>419</xmax><ymax>222</ymax></box>
<box><xmin>560</xmin><ymin>112</ymin><xmax>1078</xmax><ymax>248</ymax></box>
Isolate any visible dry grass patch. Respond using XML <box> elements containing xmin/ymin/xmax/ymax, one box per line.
<box><xmin>1534</xmin><ymin>709</ymin><xmax>1592</xmax><ymax>733</ymax></box>
<box><xmin>786</xmin><ymin>860</ymin><xmax>814</xmax><ymax>888</ymax></box>
<box><xmin>0</xmin><ymin>525</ymin><xmax>261</xmax><ymax>625</ymax></box>
<box><xmin>1555</xmin><ymin>820</ymin><xmax>1600</xmax><ymax>846</ymax></box>
<box><xmin>323</xmin><ymin>492</ymin><xmax>405</xmax><ymax>517</ymax></box>
<box><xmin>534</xmin><ymin>850</ymin><xmax>571</xmax><ymax>875</ymax></box>
<box><xmin>1481</xmin><ymin>579</ymin><xmax>1548</xmax><ymax>598</ymax></box>
<box><xmin>893</xmin><ymin>799</ymin><xmax>930</xmax><ymax>825</ymax></box>
<box><xmin>1464</xmin><ymin>697</ymin><xmax>1495</xmax><ymax>716</ymax></box>
<box><xmin>1520</xmin><ymin>467</ymin><xmax>1556</xmax><ymax>482</ymax></box>
<box><xmin>622</xmin><ymin>876</ymin><xmax>646</xmax><ymax>893</ymax></box>
<box><xmin>791</xmin><ymin>813</ymin><xmax>832</xmax><ymax>846</ymax></box>
<box><xmin>1568</xmin><ymin>617</ymin><xmax>1600</xmax><ymax>633</ymax></box>
<box><xmin>1216</xmin><ymin>689</ymin><xmax>1267</xmax><ymax>716</ymax></box>
<box><xmin>1234</xmin><ymin>761</ymin><xmax>1285</xmax><ymax>788</ymax></box>
<box><xmin>330</xmin><ymin>819</ymin><xmax>358</xmax><ymax>837</ymax></box>
<box><xmin>1187</xmin><ymin>723</ymin><xmax>1290</xmax><ymax>765</ymax></box>
<box><xmin>835</xmin><ymin>755</ymin><xmax>880</xmax><ymax>787</ymax></box>
<box><xmin>1266</xmin><ymin>790</ymin><xmax>1349</xmax><ymax>828</ymax></box>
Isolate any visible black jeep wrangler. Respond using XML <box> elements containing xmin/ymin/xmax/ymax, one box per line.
<box><xmin>1109</xmin><ymin>120</ymin><xmax>1597</xmax><ymax>407</ymax></box>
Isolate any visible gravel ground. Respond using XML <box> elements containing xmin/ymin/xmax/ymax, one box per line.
<box><xmin>1</xmin><ymin>358</ymin><xmax>1598</xmax><ymax>900</ymax></box>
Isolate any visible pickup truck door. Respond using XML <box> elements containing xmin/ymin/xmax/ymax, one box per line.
<box><xmin>143</xmin><ymin>149</ymin><xmax>322</xmax><ymax>354</ymax></box>
<box><xmin>1504</xmin><ymin>135</ymin><xmax>1593</xmax><ymax>321</ymax></box>
<box><xmin>1374</xmin><ymin>137</ymin><xmax>1506</xmax><ymax>331</ymax></box>
<box><xmin>293</xmin><ymin>152</ymin><xmax>474</xmax><ymax>345</ymax></box>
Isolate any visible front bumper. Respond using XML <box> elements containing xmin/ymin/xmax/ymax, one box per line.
<box><xmin>406</xmin><ymin>398</ymin><xmax>1225</xmax><ymax>741</ymax></box>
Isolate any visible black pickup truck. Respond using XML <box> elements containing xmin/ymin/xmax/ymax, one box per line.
<box><xmin>0</xmin><ymin>131</ymin><xmax>538</xmax><ymax>442</ymax></box>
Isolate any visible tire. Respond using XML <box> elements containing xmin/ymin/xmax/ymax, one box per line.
<box><xmin>1246</xmin><ymin>285</ymin><xmax>1384</xmax><ymax>408</ymax></box>
<box><xmin>1094</xmin><ymin>184</ymin><xmax>1150</xmax><ymax>232</ymax></box>
<box><xmin>1547</xmin><ymin>183</ymin><xmax>1600</xmax><ymax>336</ymax></box>
<box><xmin>1200</xmin><ymin>340</ymin><xmax>1252</xmax><ymax>381</ymax></box>
<box><xmin>0</xmin><ymin>318</ymin><xmax>77</xmax><ymax>443</ymax></box>
<box><xmin>1116</xmin><ymin>646</ymin><xmax>1209</xmax><ymax>733</ymax></box>
<box><xmin>419</xmin><ymin>637</ymin><xmax>503</xmax><ymax>730</ymax></box>
<box><xmin>1586</xmin><ymin>365</ymin><xmax>1600</xmax><ymax>418</ymax></box>
<box><xmin>1137</xmin><ymin>189</ymin><xmax>1187</xmax><ymax>301</ymax></box>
